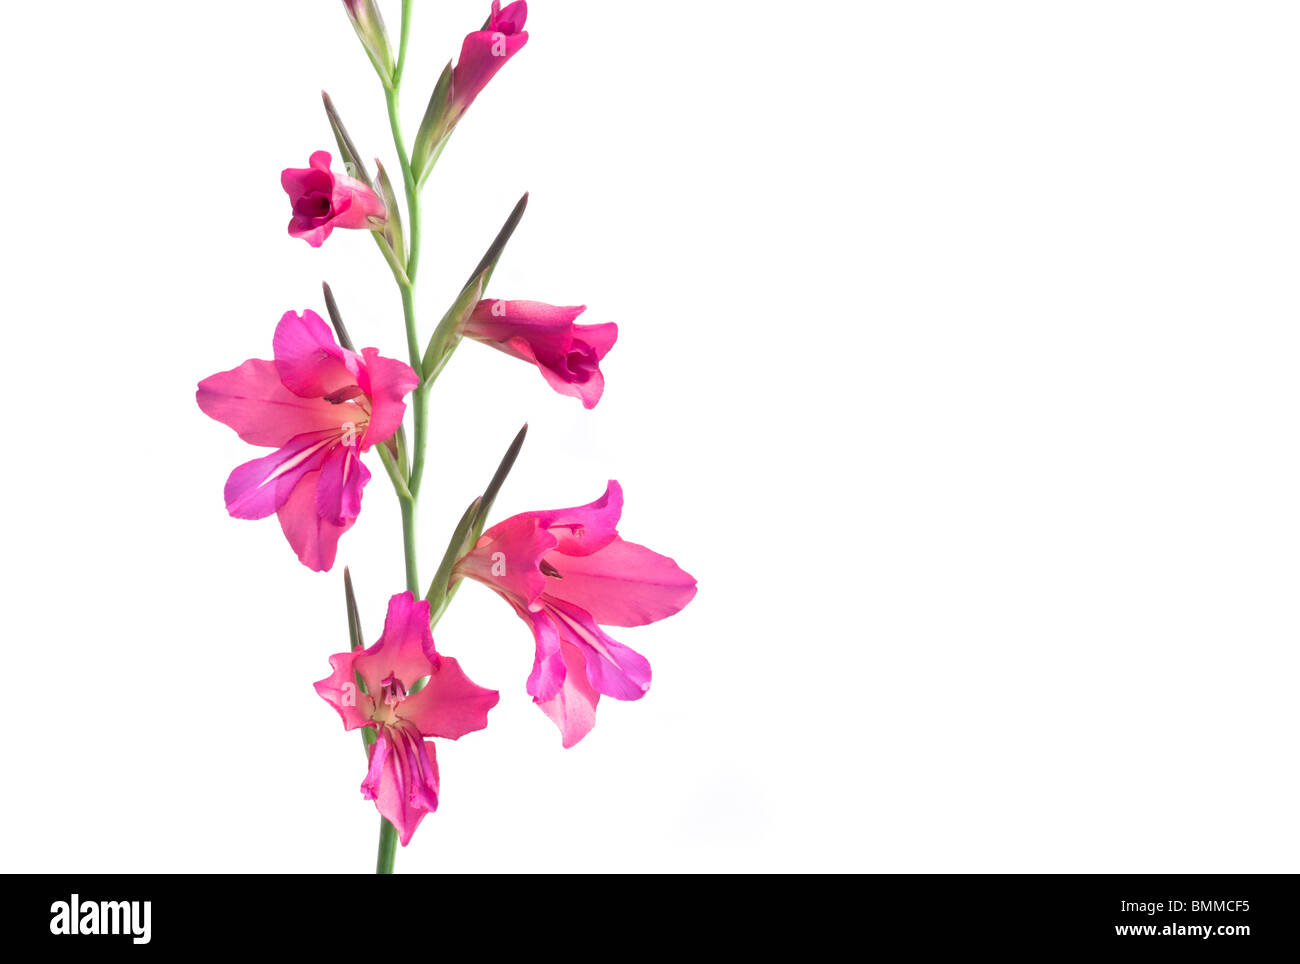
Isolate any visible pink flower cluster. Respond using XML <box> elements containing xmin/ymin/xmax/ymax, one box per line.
<box><xmin>197</xmin><ymin>2</ymin><xmax>695</xmax><ymax>851</ymax></box>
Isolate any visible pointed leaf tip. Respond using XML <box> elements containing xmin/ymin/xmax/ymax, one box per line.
<box><xmin>321</xmin><ymin>282</ymin><xmax>357</xmax><ymax>352</ymax></box>
<box><xmin>343</xmin><ymin>566</ymin><xmax>364</xmax><ymax>653</ymax></box>
<box><xmin>464</xmin><ymin>191</ymin><xmax>530</xmax><ymax>289</ymax></box>
<box><xmin>477</xmin><ymin>423</ymin><xmax>529</xmax><ymax>537</ymax></box>
<box><xmin>322</xmin><ymin>92</ymin><xmax>373</xmax><ymax>189</ymax></box>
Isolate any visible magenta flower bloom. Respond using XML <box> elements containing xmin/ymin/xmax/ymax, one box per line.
<box><xmin>454</xmin><ymin>482</ymin><xmax>696</xmax><ymax>747</ymax></box>
<box><xmin>450</xmin><ymin>2</ymin><xmax>529</xmax><ymax>123</ymax></box>
<box><xmin>196</xmin><ymin>309</ymin><xmax>418</xmax><ymax>571</ymax></box>
<box><xmin>315</xmin><ymin>592</ymin><xmax>499</xmax><ymax>845</ymax></box>
<box><xmin>281</xmin><ymin>150</ymin><xmax>387</xmax><ymax>247</ymax></box>
<box><xmin>463</xmin><ymin>299</ymin><xmax>617</xmax><ymax>409</ymax></box>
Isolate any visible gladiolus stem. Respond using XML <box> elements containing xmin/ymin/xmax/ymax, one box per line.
<box><xmin>372</xmin><ymin>0</ymin><xmax>428</xmax><ymax>878</ymax></box>
<box><xmin>400</xmin><ymin>498</ymin><xmax>419</xmax><ymax>595</ymax></box>
<box><xmin>395</xmin><ymin>0</ymin><xmax>413</xmax><ymax>86</ymax></box>
<box><xmin>376</xmin><ymin>818</ymin><xmax>398</xmax><ymax>874</ymax></box>
<box><xmin>368</xmin><ymin>0</ymin><xmax>488</xmax><ymax>875</ymax></box>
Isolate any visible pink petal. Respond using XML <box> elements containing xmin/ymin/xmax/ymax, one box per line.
<box><xmin>314</xmin><ymin>444</ymin><xmax>371</xmax><ymax>526</ymax></box>
<box><xmin>272</xmin><ymin>309</ymin><xmax>360</xmax><ymax>399</ymax></box>
<box><xmin>463</xmin><ymin>302</ymin><xmax>614</xmax><ymax>408</ymax></box>
<box><xmin>457</xmin><ymin>515</ymin><xmax>556</xmax><ymax>608</ymax></box>
<box><xmin>357</xmin><ymin>347</ymin><xmax>418</xmax><ymax>448</ymax></box>
<box><xmin>450</xmin><ymin>22</ymin><xmax>528</xmax><ymax>118</ymax></box>
<box><xmin>223</xmin><ymin>430</ymin><xmax>336</xmax><ymax>520</ymax></box>
<box><xmin>197</xmin><ymin>359</ymin><xmax>348</xmax><ymax>447</ymax></box>
<box><xmin>519</xmin><ymin>603</ymin><xmax>565</xmax><ymax>702</ymax></box>
<box><xmin>328</xmin><ymin>175</ymin><xmax>387</xmax><ymax>230</ymax></box>
<box><xmin>313</xmin><ymin>650</ymin><xmax>377</xmax><ymax>730</ymax></box>
<box><xmin>574</xmin><ymin>320</ymin><xmax>617</xmax><ymax>358</ymax></box>
<box><xmin>525</xmin><ymin>340</ymin><xmax>607</xmax><ymax>408</ymax></box>
<box><xmin>360</xmin><ymin>728</ymin><xmax>440</xmax><ymax>847</ymax></box>
<box><xmin>465</xmin><ymin>299</ymin><xmax>585</xmax><ymax>353</ymax></box>
<box><xmin>535</xmin><ymin>480</ymin><xmax>624</xmax><ymax>556</ymax></box>
<box><xmin>542</xmin><ymin>537</ymin><xmax>698</xmax><ymax>627</ymax></box>
<box><xmin>493</xmin><ymin>2</ymin><xmax>528</xmax><ymax>34</ymax></box>
<box><xmin>277</xmin><ymin>467</ymin><xmax>354</xmax><ymax>571</ymax></box>
<box><xmin>544</xmin><ymin>597</ymin><xmax>651</xmax><ymax>701</ymax></box>
<box><xmin>288</xmin><ymin>219</ymin><xmax>331</xmax><ymax>247</ymax></box>
<box><xmin>352</xmin><ymin>592</ymin><xmax>437</xmax><ymax>696</ymax></box>
<box><xmin>397</xmin><ymin>654</ymin><xmax>499</xmax><ymax>740</ymax></box>
<box><xmin>280</xmin><ymin>163</ymin><xmax>331</xmax><ymax>200</ymax></box>
<box><xmin>535</xmin><ymin>639</ymin><xmax>599</xmax><ymax>749</ymax></box>
<box><xmin>530</xmin><ymin>322</ymin><xmax>618</xmax><ymax>410</ymax></box>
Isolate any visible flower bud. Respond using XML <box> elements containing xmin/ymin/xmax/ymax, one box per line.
<box><xmin>412</xmin><ymin>2</ymin><xmax>528</xmax><ymax>179</ymax></box>
<box><xmin>282</xmin><ymin>150</ymin><xmax>387</xmax><ymax>247</ymax></box>
<box><xmin>343</xmin><ymin>0</ymin><xmax>396</xmax><ymax>83</ymax></box>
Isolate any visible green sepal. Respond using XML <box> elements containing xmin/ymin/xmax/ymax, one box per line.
<box><xmin>344</xmin><ymin>568</ymin><xmax>378</xmax><ymax>754</ymax></box>
<box><xmin>464</xmin><ymin>191</ymin><xmax>528</xmax><ymax>288</ymax></box>
<box><xmin>424</xmin><ymin>497</ymin><xmax>482</xmax><ymax>625</ymax></box>
<box><xmin>343</xmin><ymin>566</ymin><xmax>364</xmax><ymax>654</ymax></box>
<box><xmin>374</xmin><ymin>159</ymin><xmax>406</xmax><ymax>266</ymax></box>
<box><xmin>420</xmin><ymin>192</ymin><xmax>530</xmax><ymax>380</ymax></box>
<box><xmin>410</xmin><ymin>60</ymin><xmax>454</xmax><ymax>183</ymax></box>
<box><xmin>321</xmin><ymin>91</ymin><xmax>374</xmax><ymax>189</ymax></box>
<box><xmin>321</xmin><ymin>282</ymin><xmax>356</xmax><ymax>351</ymax></box>
<box><xmin>343</xmin><ymin>0</ymin><xmax>397</xmax><ymax>87</ymax></box>
<box><xmin>421</xmin><ymin>271</ymin><xmax>485</xmax><ymax>381</ymax></box>
<box><xmin>475</xmin><ymin>423</ymin><xmax>528</xmax><ymax>540</ymax></box>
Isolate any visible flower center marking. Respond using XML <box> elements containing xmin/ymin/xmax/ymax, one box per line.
<box><xmin>381</xmin><ymin>673</ymin><xmax>408</xmax><ymax>707</ymax></box>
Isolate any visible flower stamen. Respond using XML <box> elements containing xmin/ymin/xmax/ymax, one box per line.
<box><xmin>381</xmin><ymin>673</ymin><xmax>408</xmax><ymax>707</ymax></box>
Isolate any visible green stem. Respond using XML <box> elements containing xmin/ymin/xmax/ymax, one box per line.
<box><xmin>373</xmin><ymin>0</ymin><xmax>421</xmax><ymax>878</ymax></box>
<box><xmin>376</xmin><ymin>818</ymin><xmax>398</xmax><ymax>874</ymax></box>
<box><xmin>394</xmin><ymin>0</ymin><xmax>413</xmax><ymax>86</ymax></box>
<box><xmin>400</xmin><ymin>498</ymin><xmax>419</xmax><ymax>594</ymax></box>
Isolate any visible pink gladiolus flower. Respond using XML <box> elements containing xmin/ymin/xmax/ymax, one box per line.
<box><xmin>463</xmin><ymin>299</ymin><xmax>617</xmax><ymax>409</ymax></box>
<box><xmin>454</xmin><ymin>482</ymin><xmax>696</xmax><ymax>747</ymax></box>
<box><xmin>315</xmin><ymin>592</ymin><xmax>499</xmax><ymax>845</ymax></box>
<box><xmin>449</xmin><ymin>2</ymin><xmax>529</xmax><ymax>123</ymax></box>
<box><xmin>281</xmin><ymin>150</ymin><xmax>387</xmax><ymax>247</ymax></box>
<box><xmin>196</xmin><ymin>309</ymin><xmax>418</xmax><ymax>571</ymax></box>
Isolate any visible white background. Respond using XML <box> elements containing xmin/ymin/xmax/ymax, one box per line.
<box><xmin>1</xmin><ymin>1</ymin><xmax>1297</xmax><ymax>873</ymax></box>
